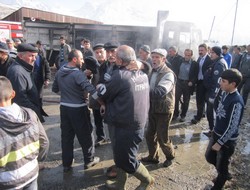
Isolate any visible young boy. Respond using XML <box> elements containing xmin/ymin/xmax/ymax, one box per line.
<box><xmin>205</xmin><ymin>68</ymin><xmax>244</xmax><ymax>190</ymax></box>
<box><xmin>0</xmin><ymin>76</ymin><xmax>49</xmax><ymax>190</ymax></box>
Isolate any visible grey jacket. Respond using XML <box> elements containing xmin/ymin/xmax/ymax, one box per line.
<box><xmin>52</xmin><ymin>65</ymin><xmax>98</xmax><ymax>107</ymax></box>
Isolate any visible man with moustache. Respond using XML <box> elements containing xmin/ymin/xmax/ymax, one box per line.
<box><xmin>141</xmin><ymin>48</ymin><xmax>176</xmax><ymax>167</ymax></box>
<box><xmin>52</xmin><ymin>49</ymin><xmax>103</xmax><ymax>172</ymax></box>
<box><xmin>99</xmin><ymin>41</ymin><xmax>119</xmax><ymax>83</ymax></box>
<box><xmin>191</xmin><ymin>43</ymin><xmax>213</xmax><ymax>125</ymax></box>
<box><xmin>89</xmin><ymin>43</ymin><xmax>108</xmax><ymax>146</ymax></box>
<box><xmin>98</xmin><ymin>41</ymin><xmax>119</xmax><ymax>178</ymax></box>
<box><xmin>7</xmin><ymin>43</ymin><xmax>45</xmax><ymax>123</ymax></box>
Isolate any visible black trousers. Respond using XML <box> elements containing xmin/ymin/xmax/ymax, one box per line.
<box><xmin>195</xmin><ymin>80</ymin><xmax>207</xmax><ymax>120</ymax></box>
<box><xmin>206</xmin><ymin>100</ymin><xmax>215</xmax><ymax>131</ymax></box>
<box><xmin>93</xmin><ymin>108</ymin><xmax>105</xmax><ymax>141</ymax></box>
<box><xmin>205</xmin><ymin>134</ymin><xmax>236</xmax><ymax>189</ymax></box>
<box><xmin>60</xmin><ymin>105</ymin><xmax>95</xmax><ymax>167</ymax></box>
<box><xmin>174</xmin><ymin>80</ymin><xmax>191</xmax><ymax>118</ymax></box>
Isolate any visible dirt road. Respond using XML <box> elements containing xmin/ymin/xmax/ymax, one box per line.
<box><xmin>38</xmin><ymin>80</ymin><xmax>250</xmax><ymax>190</ymax></box>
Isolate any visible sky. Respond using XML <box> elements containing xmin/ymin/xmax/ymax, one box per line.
<box><xmin>1</xmin><ymin>0</ymin><xmax>249</xmax><ymax>45</ymax></box>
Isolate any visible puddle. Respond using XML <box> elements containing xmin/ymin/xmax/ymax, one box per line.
<box><xmin>242</xmin><ymin>141</ymin><xmax>250</xmax><ymax>155</ymax></box>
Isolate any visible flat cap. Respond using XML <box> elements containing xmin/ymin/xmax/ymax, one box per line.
<box><xmin>93</xmin><ymin>43</ymin><xmax>104</xmax><ymax>51</ymax></box>
<box><xmin>17</xmin><ymin>43</ymin><xmax>38</xmax><ymax>53</ymax></box>
<box><xmin>104</xmin><ymin>41</ymin><xmax>119</xmax><ymax>50</ymax></box>
<box><xmin>140</xmin><ymin>45</ymin><xmax>151</xmax><ymax>53</ymax></box>
<box><xmin>151</xmin><ymin>48</ymin><xmax>167</xmax><ymax>57</ymax></box>
<box><xmin>0</xmin><ymin>42</ymin><xmax>9</xmax><ymax>53</ymax></box>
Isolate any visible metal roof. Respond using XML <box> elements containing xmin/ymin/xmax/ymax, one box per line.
<box><xmin>2</xmin><ymin>7</ymin><xmax>102</xmax><ymax>25</ymax></box>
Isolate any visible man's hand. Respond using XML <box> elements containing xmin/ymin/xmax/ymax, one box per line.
<box><xmin>104</xmin><ymin>73</ymin><xmax>111</xmax><ymax>81</ymax></box>
<box><xmin>212</xmin><ymin>142</ymin><xmax>221</xmax><ymax>151</ymax></box>
<box><xmin>188</xmin><ymin>81</ymin><xmax>193</xmax><ymax>86</ymax></box>
<box><xmin>84</xmin><ymin>69</ymin><xmax>92</xmax><ymax>77</ymax></box>
<box><xmin>44</xmin><ymin>80</ymin><xmax>50</xmax><ymax>89</ymax></box>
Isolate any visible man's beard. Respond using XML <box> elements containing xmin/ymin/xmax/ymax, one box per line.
<box><xmin>76</xmin><ymin>63</ymin><xmax>81</xmax><ymax>69</ymax></box>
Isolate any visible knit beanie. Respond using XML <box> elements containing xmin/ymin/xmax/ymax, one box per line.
<box><xmin>212</xmin><ymin>46</ymin><xmax>222</xmax><ymax>56</ymax></box>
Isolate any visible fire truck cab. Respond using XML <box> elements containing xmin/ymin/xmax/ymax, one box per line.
<box><xmin>0</xmin><ymin>21</ymin><xmax>23</xmax><ymax>42</ymax></box>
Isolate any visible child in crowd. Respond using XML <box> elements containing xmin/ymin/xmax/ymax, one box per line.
<box><xmin>205</xmin><ymin>69</ymin><xmax>244</xmax><ymax>190</ymax></box>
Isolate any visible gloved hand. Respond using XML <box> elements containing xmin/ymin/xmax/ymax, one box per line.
<box><xmin>104</xmin><ymin>73</ymin><xmax>111</xmax><ymax>81</ymax></box>
<box><xmin>96</xmin><ymin>84</ymin><xmax>106</xmax><ymax>96</ymax></box>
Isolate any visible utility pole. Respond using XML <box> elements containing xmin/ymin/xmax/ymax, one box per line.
<box><xmin>208</xmin><ymin>16</ymin><xmax>215</xmax><ymax>42</ymax></box>
<box><xmin>231</xmin><ymin>0</ymin><xmax>239</xmax><ymax>45</ymax></box>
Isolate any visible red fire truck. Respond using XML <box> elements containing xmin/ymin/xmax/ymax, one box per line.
<box><xmin>0</xmin><ymin>21</ymin><xmax>23</xmax><ymax>42</ymax></box>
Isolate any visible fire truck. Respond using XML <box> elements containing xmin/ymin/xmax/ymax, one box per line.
<box><xmin>0</xmin><ymin>20</ymin><xmax>23</xmax><ymax>42</ymax></box>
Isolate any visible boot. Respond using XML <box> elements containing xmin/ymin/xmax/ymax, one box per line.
<box><xmin>133</xmin><ymin>163</ymin><xmax>154</xmax><ymax>190</ymax></box>
<box><xmin>106</xmin><ymin>167</ymin><xmax>128</xmax><ymax>190</ymax></box>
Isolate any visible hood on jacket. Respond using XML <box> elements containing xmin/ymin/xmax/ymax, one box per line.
<box><xmin>0</xmin><ymin>106</ymin><xmax>34</xmax><ymax>136</ymax></box>
<box><xmin>59</xmin><ymin>65</ymin><xmax>80</xmax><ymax>77</ymax></box>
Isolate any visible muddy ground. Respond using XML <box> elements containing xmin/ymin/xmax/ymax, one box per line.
<box><xmin>38</xmin><ymin>70</ymin><xmax>250</xmax><ymax>190</ymax></box>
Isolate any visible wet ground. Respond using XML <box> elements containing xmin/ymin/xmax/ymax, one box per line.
<box><xmin>38</xmin><ymin>73</ymin><xmax>250</xmax><ymax>190</ymax></box>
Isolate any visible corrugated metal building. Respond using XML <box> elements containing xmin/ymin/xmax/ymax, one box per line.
<box><xmin>2</xmin><ymin>7</ymin><xmax>102</xmax><ymax>24</ymax></box>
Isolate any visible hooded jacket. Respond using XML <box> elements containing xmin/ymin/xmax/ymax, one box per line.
<box><xmin>0</xmin><ymin>104</ymin><xmax>49</xmax><ymax>189</ymax></box>
<box><xmin>52</xmin><ymin>65</ymin><xmax>98</xmax><ymax>107</ymax></box>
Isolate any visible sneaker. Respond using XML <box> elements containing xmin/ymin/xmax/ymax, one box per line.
<box><xmin>203</xmin><ymin>131</ymin><xmax>212</xmax><ymax>138</ymax></box>
<box><xmin>141</xmin><ymin>156</ymin><xmax>159</xmax><ymax>164</ymax></box>
<box><xmin>163</xmin><ymin>159</ymin><xmax>173</xmax><ymax>167</ymax></box>
<box><xmin>179</xmin><ymin>116</ymin><xmax>185</xmax><ymax>122</ymax></box>
<box><xmin>84</xmin><ymin>157</ymin><xmax>100</xmax><ymax>169</ymax></box>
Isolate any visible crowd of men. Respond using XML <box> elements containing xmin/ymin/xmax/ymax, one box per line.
<box><xmin>0</xmin><ymin>36</ymin><xmax>249</xmax><ymax>189</ymax></box>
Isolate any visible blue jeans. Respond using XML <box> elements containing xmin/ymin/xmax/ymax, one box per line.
<box><xmin>113</xmin><ymin>127</ymin><xmax>144</xmax><ymax>174</ymax></box>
